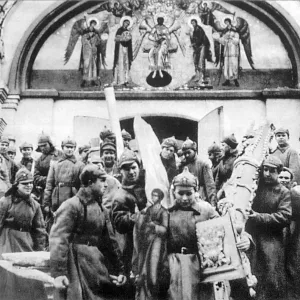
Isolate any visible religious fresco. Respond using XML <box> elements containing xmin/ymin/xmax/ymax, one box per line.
<box><xmin>30</xmin><ymin>0</ymin><xmax>292</xmax><ymax>91</ymax></box>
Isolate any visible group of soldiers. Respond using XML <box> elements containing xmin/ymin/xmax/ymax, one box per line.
<box><xmin>0</xmin><ymin>125</ymin><xmax>299</xmax><ymax>300</ymax></box>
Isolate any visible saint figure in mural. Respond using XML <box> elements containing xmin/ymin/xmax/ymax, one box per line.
<box><xmin>148</xmin><ymin>17</ymin><xmax>171</xmax><ymax>78</ymax></box>
<box><xmin>212</xmin><ymin>13</ymin><xmax>255</xmax><ymax>88</ymax></box>
<box><xmin>189</xmin><ymin>17</ymin><xmax>212</xmax><ymax>84</ymax></box>
<box><xmin>113</xmin><ymin>16</ymin><xmax>133</xmax><ymax>86</ymax></box>
<box><xmin>216</xmin><ymin>18</ymin><xmax>240</xmax><ymax>87</ymax></box>
<box><xmin>64</xmin><ymin>16</ymin><xmax>109</xmax><ymax>88</ymax></box>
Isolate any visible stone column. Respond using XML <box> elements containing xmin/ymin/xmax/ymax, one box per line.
<box><xmin>2</xmin><ymin>94</ymin><xmax>20</xmax><ymax>137</ymax></box>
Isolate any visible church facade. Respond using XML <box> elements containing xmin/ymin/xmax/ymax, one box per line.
<box><xmin>1</xmin><ymin>0</ymin><xmax>300</xmax><ymax>158</ymax></box>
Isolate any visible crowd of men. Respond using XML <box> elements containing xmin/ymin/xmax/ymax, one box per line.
<box><xmin>0</xmin><ymin>126</ymin><xmax>299</xmax><ymax>300</ymax></box>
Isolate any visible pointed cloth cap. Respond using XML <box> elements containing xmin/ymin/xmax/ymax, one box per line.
<box><xmin>0</xmin><ymin>136</ymin><xmax>10</xmax><ymax>145</ymax></box>
<box><xmin>100</xmin><ymin>141</ymin><xmax>116</xmax><ymax>155</ymax></box>
<box><xmin>208</xmin><ymin>142</ymin><xmax>221</xmax><ymax>154</ymax></box>
<box><xmin>61</xmin><ymin>137</ymin><xmax>77</xmax><ymax>148</ymax></box>
<box><xmin>100</xmin><ymin>126</ymin><xmax>116</xmax><ymax>141</ymax></box>
<box><xmin>19</xmin><ymin>142</ymin><xmax>33</xmax><ymax>151</ymax></box>
<box><xmin>15</xmin><ymin>168</ymin><xmax>34</xmax><ymax>184</ymax></box>
<box><xmin>118</xmin><ymin>148</ymin><xmax>140</xmax><ymax>168</ymax></box>
<box><xmin>222</xmin><ymin>134</ymin><xmax>238</xmax><ymax>149</ymax></box>
<box><xmin>172</xmin><ymin>166</ymin><xmax>198</xmax><ymax>188</ymax></box>
<box><xmin>121</xmin><ymin>129</ymin><xmax>132</xmax><ymax>140</ymax></box>
<box><xmin>161</xmin><ymin>136</ymin><xmax>178</xmax><ymax>152</ymax></box>
<box><xmin>263</xmin><ymin>156</ymin><xmax>283</xmax><ymax>171</ymax></box>
<box><xmin>182</xmin><ymin>137</ymin><xmax>197</xmax><ymax>152</ymax></box>
<box><xmin>7</xmin><ymin>146</ymin><xmax>16</xmax><ymax>154</ymax></box>
<box><xmin>36</xmin><ymin>132</ymin><xmax>54</xmax><ymax>152</ymax></box>
<box><xmin>78</xmin><ymin>144</ymin><xmax>91</xmax><ymax>154</ymax></box>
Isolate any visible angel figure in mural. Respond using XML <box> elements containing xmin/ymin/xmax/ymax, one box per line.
<box><xmin>113</xmin><ymin>16</ymin><xmax>133</xmax><ymax>86</ymax></box>
<box><xmin>64</xmin><ymin>15</ymin><xmax>109</xmax><ymax>88</ymax></box>
<box><xmin>133</xmin><ymin>13</ymin><xmax>186</xmax><ymax>87</ymax></box>
<box><xmin>213</xmin><ymin>15</ymin><xmax>255</xmax><ymax>87</ymax></box>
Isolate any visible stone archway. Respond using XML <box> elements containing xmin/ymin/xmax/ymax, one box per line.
<box><xmin>7</xmin><ymin>0</ymin><xmax>300</xmax><ymax>93</ymax></box>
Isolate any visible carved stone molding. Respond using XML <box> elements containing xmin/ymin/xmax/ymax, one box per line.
<box><xmin>0</xmin><ymin>87</ymin><xmax>8</xmax><ymax>104</ymax></box>
<box><xmin>2</xmin><ymin>94</ymin><xmax>20</xmax><ymax>110</ymax></box>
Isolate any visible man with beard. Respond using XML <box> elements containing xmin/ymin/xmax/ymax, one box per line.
<box><xmin>100</xmin><ymin>141</ymin><xmax>119</xmax><ymax>176</ymax></box>
<box><xmin>215</xmin><ymin>134</ymin><xmax>239</xmax><ymax>192</ymax></box>
<box><xmin>180</xmin><ymin>137</ymin><xmax>217</xmax><ymax>206</ymax></box>
<box><xmin>246</xmin><ymin>156</ymin><xmax>291</xmax><ymax>300</ymax></box>
<box><xmin>111</xmin><ymin>149</ymin><xmax>147</xmax><ymax>281</ymax></box>
<box><xmin>0</xmin><ymin>136</ymin><xmax>18</xmax><ymax>184</ymax></box>
<box><xmin>34</xmin><ymin>133</ymin><xmax>63</xmax><ymax>205</ymax></box>
<box><xmin>270</xmin><ymin>127</ymin><xmax>300</xmax><ymax>185</ymax></box>
<box><xmin>18</xmin><ymin>142</ymin><xmax>34</xmax><ymax>172</ymax></box>
<box><xmin>50</xmin><ymin>165</ymin><xmax>127</xmax><ymax>300</ymax></box>
<box><xmin>43</xmin><ymin>137</ymin><xmax>85</xmax><ymax>218</ymax></box>
<box><xmin>160</xmin><ymin>136</ymin><xmax>178</xmax><ymax>184</ymax></box>
<box><xmin>207</xmin><ymin>142</ymin><xmax>222</xmax><ymax>181</ymax></box>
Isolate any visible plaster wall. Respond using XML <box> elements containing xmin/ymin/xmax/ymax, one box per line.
<box><xmin>7</xmin><ymin>98</ymin><xmax>266</xmax><ymax>155</ymax></box>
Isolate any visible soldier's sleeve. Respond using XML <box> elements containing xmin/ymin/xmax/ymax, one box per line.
<box><xmin>202</xmin><ymin>162</ymin><xmax>217</xmax><ymax>206</ymax></box>
<box><xmin>50</xmin><ymin>200</ymin><xmax>77</xmax><ymax>278</ymax></box>
<box><xmin>0</xmin><ymin>196</ymin><xmax>9</xmax><ymax>231</ymax></box>
<box><xmin>111</xmin><ymin>196</ymin><xmax>136</xmax><ymax>234</ymax></box>
<box><xmin>253</xmin><ymin>189</ymin><xmax>292</xmax><ymax>229</ymax></box>
<box><xmin>34</xmin><ymin>158</ymin><xmax>47</xmax><ymax>188</ymax></box>
<box><xmin>75</xmin><ymin>162</ymin><xmax>85</xmax><ymax>191</ymax></box>
<box><xmin>31</xmin><ymin>202</ymin><xmax>47</xmax><ymax>250</ymax></box>
<box><xmin>102</xmin><ymin>208</ymin><xmax>125</xmax><ymax>275</ymax></box>
<box><xmin>10</xmin><ymin>161</ymin><xmax>19</xmax><ymax>184</ymax></box>
<box><xmin>43</xmin><ymin>162</ymin><xmax>56</xmax><ymax>209</ymax></box>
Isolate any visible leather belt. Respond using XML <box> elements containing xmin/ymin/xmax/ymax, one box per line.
<box><xmin>58</xmin><ymin>182</ymin><xmax>75</xmax><ymax>187</ymax></box>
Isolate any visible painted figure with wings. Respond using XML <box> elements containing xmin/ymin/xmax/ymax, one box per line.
<box><xmin>64</xmin><ymin>15</ymin><xmax>109</xmax><ymax>87</ymax></box>
<box><xmin>213</xmin><ymin>14</ymin><xmax>255</xmax><ymax>87</ymax></box>
<box><xmin>133</xmin><ymin>13</ymin><xmax>185</xmax><ymax>86</ymax></box>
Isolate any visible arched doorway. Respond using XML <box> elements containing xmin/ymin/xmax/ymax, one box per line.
<box><xmin>120</xmin><ymin>116</ymin><xmax>198</xmax><ymax>145</ymax></box>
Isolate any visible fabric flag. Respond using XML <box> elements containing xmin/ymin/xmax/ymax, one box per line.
<box><xmin>133</xmin><ymin>116</ymin><xmax>171</xmax><ymax>208</ymax></box>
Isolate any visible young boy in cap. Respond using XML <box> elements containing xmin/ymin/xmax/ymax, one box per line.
<box><xmin>270</xmin><ymin>127</ymin><xmax>300</xmax><ymax>185</ymax></box>
<box><xmin>18</xmin><ymin>142</ymin><xmax>34</xmax><ymax>172</ymax></box>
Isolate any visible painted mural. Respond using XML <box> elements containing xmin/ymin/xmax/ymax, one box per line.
<box><xmin>31</xmin><ymin>0</ymin><xmax>292</xmax><ymax>91</ymax></box>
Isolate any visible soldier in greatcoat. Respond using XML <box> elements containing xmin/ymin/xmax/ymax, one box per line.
<box><xmin>50</xmin><ymin>165</ymin><xmax>126</xmax><ymax>300</ymax></box>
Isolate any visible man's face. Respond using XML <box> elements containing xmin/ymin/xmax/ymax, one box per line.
<box><xmin>152</xmin><ymin>192</ymin><xmax>160</xmax><ymax>203</ymax></box>
<box><xmin>80</xmin><ymin>148</ymin><xmax>90</xmax><ymax>160</ymax></box>
<box><xmin>191</xmin><ymin>20</ymin><xmax>196</xmax><ymax>28</ymax></box>
<box><xmin>91</xmin><ymin>177</ymin><xmax>107</xmax><ymax>197</ymax></box>
<box><xmin>278</xmin><ymin>170</ymin><xmax>292</xmax><ymax>189</ymax></box>
<box><xmin>183</xmin><ymin>149</ymin><xmax>196</xmax><ymax>163</ymax></box>
<box><xmin>123</xmin><ymin>20</ymin><xmax>130</xmax><ymax>28</ymax></box>
<box><xmin>174</xmin><ymin>186</ymin><xmax>195</xmax><ymax>208</ymax></box>
<box><xmin>102</xmin><ymin>150</ymin><xmax>116</xmax><ymax>167</ymax></box>
<box><xmin>8</xmin><ymin>152</ymin><xmax>16</xmax><ymax>160</ymax></box>
<box><xmin>208</xmin><ymin>151</ymin><xmax>221</xmax><ymax>164</ymax></box>
<box><xmin>123</xmin><ymin>138</ymin><xmax>131</xmax><ymax>149</ymax></box>
<box><xmin>39</xmin><ymin>143</ymin><xmax>51</xmax><ymax>155</ymax></box>
<box><xmin>21</xmin><ymin>147</ymin><xmax>33</xmax><ymax>158</ymax></box>
<box><xmin>263</xmin><ymin>165</ymin><xmax>279</xmax><ymax>185</ymax></box>
<box><xmin>63</xmin><ymin>145</ymin><xmax>75</xmax><ymax>157</ymax></box>
<box><xmin>121</xmin><ymin>162</ymin><xmax>140</xmax><ymax>184</ymax></box>
<box><xmin>275</xmin><ymin>133</ymin><xmax>288</xmax><ymax>147</ymax></box>
<box><xmin>221</xmin><ymin>142</ymin><xmax>231</xmax><ymax>155</ymax></box>
<box><xmin>0</xmin><ymin>142</ymin><xmax>9</xmax><ymax>153</ymax></box>
<box><xmin>18</xmin><ymin>181</ymin><xmax>33</xmax><ymax>196</ymax></box>
<box><xmin>161</xmin><ymin>146</ymin><xmax>175</xmax><ymax>160</ymax></box>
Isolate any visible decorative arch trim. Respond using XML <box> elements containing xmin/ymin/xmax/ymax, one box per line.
<box><xmin>8</xmin><ymin>0</ymin><xmax>300</xmax><ymax>93</ymax></box>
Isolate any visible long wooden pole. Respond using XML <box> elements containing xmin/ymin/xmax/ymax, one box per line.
<box><xmin>104</xmin><ymin>86</ymin><xmax>124</xmax><ymax>159</ymax></box>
